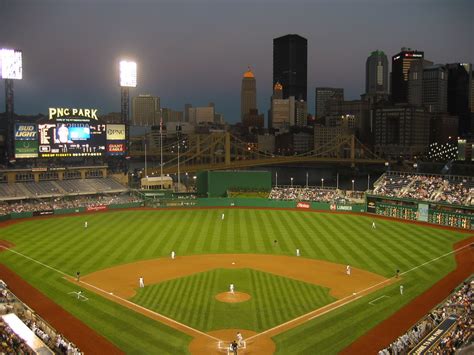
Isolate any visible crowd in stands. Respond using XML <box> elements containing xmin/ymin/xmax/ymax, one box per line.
<box><xmin>0</xmin><ymin>281</ymin><xmax>82</xmax><ymax>354</ymax></box>
<box><xmin>0</xmin><ymin>193</ymin><xmax>142</xmax><ymax>216</ymax></box>
<box><xmin>379</xmin><ymin>279</ymin><xmax>473</xmax><ymax>354</ymax></box>
<box><xmin>373</xmin><ymin>173</ymin><xmax>473</xmax><ymax>206</ymax></box>
<box><xmin>269</xmin><ymin>187</ymin><xmax>361</xmax><ymax>204</ymax></box>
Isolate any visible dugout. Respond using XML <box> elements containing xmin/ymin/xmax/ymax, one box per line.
<box><xmin>196</xmin><ymin>170</ymin><xmax>271</xmax><ymax>197</ymax></box>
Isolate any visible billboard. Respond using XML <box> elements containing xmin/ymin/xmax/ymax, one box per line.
<box><xmin>120</xmin><ymin>60</ymin><xmax>137</xmax><ymax>87</ymax></box>
<box><xmin>14</xmin><ymin>123</ymin><xmax>38</xmax><ymax>158</ymax></box>
<box><xmin>0</xmin><ymin>49</ymin><xmax>22</xmax><ymax>80</ymax></box>
<box><xmin>106</xmin><ymin>124</ymin><xmax>126</xmax><ymax>140</ymax></box>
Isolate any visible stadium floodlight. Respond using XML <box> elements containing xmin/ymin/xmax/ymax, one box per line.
<box><xmin>0</xmin><ymin>48</ymin><xmax>23</xmax><ymax>80</ymax></box>
<box><xmin>119</xmin><ymin>60</ymin><xmax>137</xmax><ymax>87</ymax></box>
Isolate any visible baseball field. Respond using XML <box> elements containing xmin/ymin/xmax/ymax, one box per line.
<box><xmin>0</xmin><ymin>208</ymin><xmax>471</xmax><ymax>354</ymax></box>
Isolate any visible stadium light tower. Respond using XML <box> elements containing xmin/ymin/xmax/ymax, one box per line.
<box><xmin>0</xmin><ymin>48</ymin><xmax>23</xmax><ymax>163</ymax></box>
<box><xmin>119</xmin><ymin>60</ymin><xmax>137</xmax><ymax>166</ymax></box>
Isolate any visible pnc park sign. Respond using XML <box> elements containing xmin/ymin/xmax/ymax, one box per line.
<box><xmin>48</xmin><ymin>107</ymin><xmax>99</xmax><ymax>120</ymax></box>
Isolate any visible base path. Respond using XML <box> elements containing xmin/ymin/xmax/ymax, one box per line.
<box><xmin>342</xmin><ymin>236</ymin><xmax>474</xmax><ymax>354</ymax></box>
<box><xmin>78</xmin><ymin>254</ymin><xmax>390</xmax><ymax>354</ymax></box>
<box><xmin>82</xmin><ymin>253</ymin><xmax>387</xmax><ymax>300</ymax></box>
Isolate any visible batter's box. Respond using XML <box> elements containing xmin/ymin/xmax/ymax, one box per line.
<box><xmin>369</xmin><ymin>295</ymin><xmax>390</xmax><ymax>305</ymax></box>
<box><xmin>68</xmin><ymin>291</ymin><xmax>89</xmax><ymax>302</ymax></box>
<box><xmin>218</xmin><ymin>340</ymin><xmax>247</xmax><ymax>353</ymax></box>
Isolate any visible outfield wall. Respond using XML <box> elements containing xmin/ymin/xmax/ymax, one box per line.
<box><xmin>366</xmin><ymin>195</ymin><xmax>473</xmax><ymax>230</ymax></box>
<box><xmin>146</xmin><ymin>197</ymin><xmax>366</xmax><ymax>212</ymax></box>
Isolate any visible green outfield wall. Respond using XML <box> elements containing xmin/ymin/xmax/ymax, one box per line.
<box><xmin>366</xmin><ymin>194</ymin><xmax>473</xmax><ymax>229</ymax></box>
<box><xmin>197</xmin><ymin>171</ymin><xmax>271</xmax><ymax>197</ymax></box>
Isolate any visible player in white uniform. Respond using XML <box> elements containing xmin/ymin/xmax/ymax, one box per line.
<box><xmin>372</xmin><ymin>221</ymin><xmax>376</xmax><ymax>229</ymax></box>
<box><xmin>84</xmin><ymin>221</ymin><xmax>88</xmax><ymax>228</ymax></box>
<box><xmin>139</xmin><ymin>277</ymin><xmax>144</xmax><ymax>288</ymax></box>
<box><xmin>229</xmin><ymin>283</ymin><xmax>234</xmax><ymax>294</ymax></box>
<box><xmin>222</xmin><ymin>213</ymin><xmax>225</xmax><ymax>220</ymax></box>
<box><xmin>346</xmin><ymin>265</ymin><xmax>351</xmax><ymax>275</ymax></box>
<box><xmin>236</xmin><ymin>332</ymin><xmax>244</xmax><ymax>347</ymax></box>
<box><xmin>171</xmin><ymin>251</ymin><xmax>176</xmax><ymax>259</ymax></box>
<box><xmin>400</xmin><ymin>285</ymin><xmax>404</xmax><ymax>295</ymax></box>
<box><xmin>296</xmin><ymin>248</ymin><xmax>300</xmax><ymax>257</ymax></box>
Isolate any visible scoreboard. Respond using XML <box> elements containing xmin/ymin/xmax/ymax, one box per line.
<box><xmin>39</xmin><ymin>121</ymin><xmax>107</xmax><ymax>157</ymax></box>
<box><xmin>14</xmin><ymin>107</ymin><xmax>126</xmax><ymax>158</ymax></box>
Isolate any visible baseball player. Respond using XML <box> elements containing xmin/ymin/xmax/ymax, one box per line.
<box><xmin>84</xmin><ymin>221</ymin><xmax>88</xmax><ymax>228</ymax></box>
<box><xmin>76</xmin><ymin>271</ymin><xmax>80</xmax><ymax>282</ymax></box>
<box><xmin>229</xmin><ymin>283</ymin><xmax>234</xmax><ymax>294</ymax></box>
<box><xmin>372</xmin><ymin>221</ymin><xmax>376</xmax><ymax>229</ymax></box>
<box><xmin>400</xmin><ymin>285</ymin><xmax>404</xmax><ymax>295</ymax></box>
<box><xmin>296</xmin><ymin>248</ymin><xmax>300</xmax><ymax>257</ymax></box>
<box><xmin>346</xmin><ymin>265</ymin><xmax>351</xmax><ymax>275</ymax></box>
<box><xmin>237</xmin><ymin>332</ymin><xmax>244</xmax><ymax>347</ymax></box>
<box><xmin>139</xmin><ymin>277</ymin><xmax>144</xmax><ymax>288</ymax></box>
<box><xmin>171</xmin><ymin>251</ymin><xmax>176</xmax><ymax>259</ymax></box>
<box><xmin>222</xmin><ymin>213</ymin><xmax>225</xmax><ymax>220</ymax></box>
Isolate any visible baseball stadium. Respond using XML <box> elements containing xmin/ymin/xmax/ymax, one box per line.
<box><xmin>0</xmin><ymin>166</ymin><xmax>472</xmax><ymax>354</ymax></box>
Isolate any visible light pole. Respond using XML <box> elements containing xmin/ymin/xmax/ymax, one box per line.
<box><xmin>290</xmin><ymin>177</ymin><xmax>294</xmax><ymax>187</ymax></box>
<box><xmin>306</xmin><ymin>172</ymin><xmax>309</xmax><ymax>188</ymax></box>
<box><xmin>321</xmin><ymin>178</ymin><xmax>324</xmax><ymax>188</ymax></box>
<box><xmin>367</xmin><ymin>174</ymin><xmax>370</xmax><ymax>191</ymax></box>
<box><xmin>352</xmin><ymin>179</ymin><xmax>355</xmax><ymax>191</ymax></box>
<box><xmin>336</xmin><ymin>173</ymin><xmax>339</xmax><ymax>190</ymax></box>
<box><xmin>276</xmin><ymin>171</ymin><xmax>278</xmax><ymax>187</ymax></box>
<box><xmin>119</xmin><ymin>59</ymin><xmax>137</xmax><ymax>173</ymax></box>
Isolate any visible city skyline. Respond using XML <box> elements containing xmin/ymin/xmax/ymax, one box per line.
<box><xmin>0</xmin><ymin>0</ymin><xmax>473</xmax><ymax>123</ymax></box>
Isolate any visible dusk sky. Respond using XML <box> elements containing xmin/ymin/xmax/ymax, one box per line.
<box><xmin>1</xmin><ymin>0</ymin><xmax>473</xmax><ymax>123</ymax></box>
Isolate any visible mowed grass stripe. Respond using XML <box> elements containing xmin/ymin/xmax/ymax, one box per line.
<box><xmin>0</xmin><ymin>208</ymin><xmax>468</xmax><ymax>354</ymax></box>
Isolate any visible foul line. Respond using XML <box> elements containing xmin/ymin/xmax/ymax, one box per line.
<box><xmin>2</xmin><ymin>242</ymin><xmax>471</xmax><ymax>344</ymax></box>
<box><xmin>0</xmin><ymin>245</ymin><xmax>220</xmax><ymax>342</ymax></box>
<box><xmin>247</xmin><ymin>242</ymin><xmax>472</xmax><ymax>342</ymax></box>
<box><xmin>369</xmin><ymin>295</ymin><xmax>390</xmax><ymax>305</ymax></box>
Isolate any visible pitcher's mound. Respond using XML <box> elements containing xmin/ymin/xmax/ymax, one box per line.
<box><xmin>215</xmin><ymin>291</ymin><xmax>251</xmax><ymax>303</ymax></box>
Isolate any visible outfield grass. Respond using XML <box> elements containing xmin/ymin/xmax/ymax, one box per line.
<box><xmin>0</xmin><ymin>209</ymin><xmax>468</xmax><ymax>354</ymax></box>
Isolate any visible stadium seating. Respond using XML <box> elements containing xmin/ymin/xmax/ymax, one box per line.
<box><xmin>379</xmin><ymin>278</ymin><xmax>472</xmax><ymax>354</ymax></box>
<box><xmin>0</xmin><ymin>280</ymin><xmax>81</xmax><ymax>354</ymax></box>
<box><xmin>373</xmin><ymin>172</ymin><xmax>474</xmax><ymax>206</ymax></box>
<box><xmin>0</xmin><ymin>178</ymin><xmax>127</xmax><ymax>200</ymax></box>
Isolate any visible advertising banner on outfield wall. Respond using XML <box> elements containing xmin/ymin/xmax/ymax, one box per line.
<box><xmin>86</xmin><ymin>205</ymin><xmax>107</xmax><ymax>212</ymax></box>
<box><xmin>33</xmin><ymin>210</ymin><xmax>54</xmax><ymax>216</ymax></box>
<box><xmin>418</xmin><ymin>203</ymin><xmax>429</xmax><ymax>222</ymax></box>
<box><xmin>296</xmin><ymin>202</ymin><xmax>310</xmax><ymax>209</ymax></box>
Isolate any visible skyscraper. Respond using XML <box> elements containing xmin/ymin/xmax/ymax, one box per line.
<box><xmin>132</xmin><ymin>95</ymin><xmax>160</xmax><ymax>126</ymax></box>
<box><xmin>366</xmin><ymin>50</ymin><xmax>389</xmax><ymax>95</ymax></box>
<box><xmin>241</xmin><ymin>67</ymin><xmax>257</xmax><ymax>121</ymax></box>
<box><xmin>315</xmin><ymin>87</ymin><xmax>344</xmax><ymax>118</ymax></box>
<box><xmin>273</xmin><ymin>34</ymin><xmax>307</xmax><ymax>101</ymax></box>
<box><xmin>446</xmin><ymin>63</ymin><xmax>472</xmax><ymax>137</ymax></box>
<box><xmin>391</xmin><ymin>47</ymin><xmax>424</xmax><ymax>103</ymax></box>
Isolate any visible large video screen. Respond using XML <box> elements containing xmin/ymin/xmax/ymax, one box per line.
<box><xmin>38</xmin><ymin>122</ymin><xmax>106</xmax><ymax>157</ymax></box>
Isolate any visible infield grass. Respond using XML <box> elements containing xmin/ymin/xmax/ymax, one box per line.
<box><xmin>0</xmin><ymin>208</ymin><xmax>469</xmax><ymax>354</ymax></box>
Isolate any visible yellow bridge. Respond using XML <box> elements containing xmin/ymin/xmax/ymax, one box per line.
<box><xmin>130</xmin><ymin>132</ymin><xmax>390</xmax><ymax>174</ymax></box>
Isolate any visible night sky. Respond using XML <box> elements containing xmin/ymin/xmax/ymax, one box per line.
<box><xmin>1</xmin><ymin>0</ymin><xmax>473</xmax><ymax>122</ymax></box>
